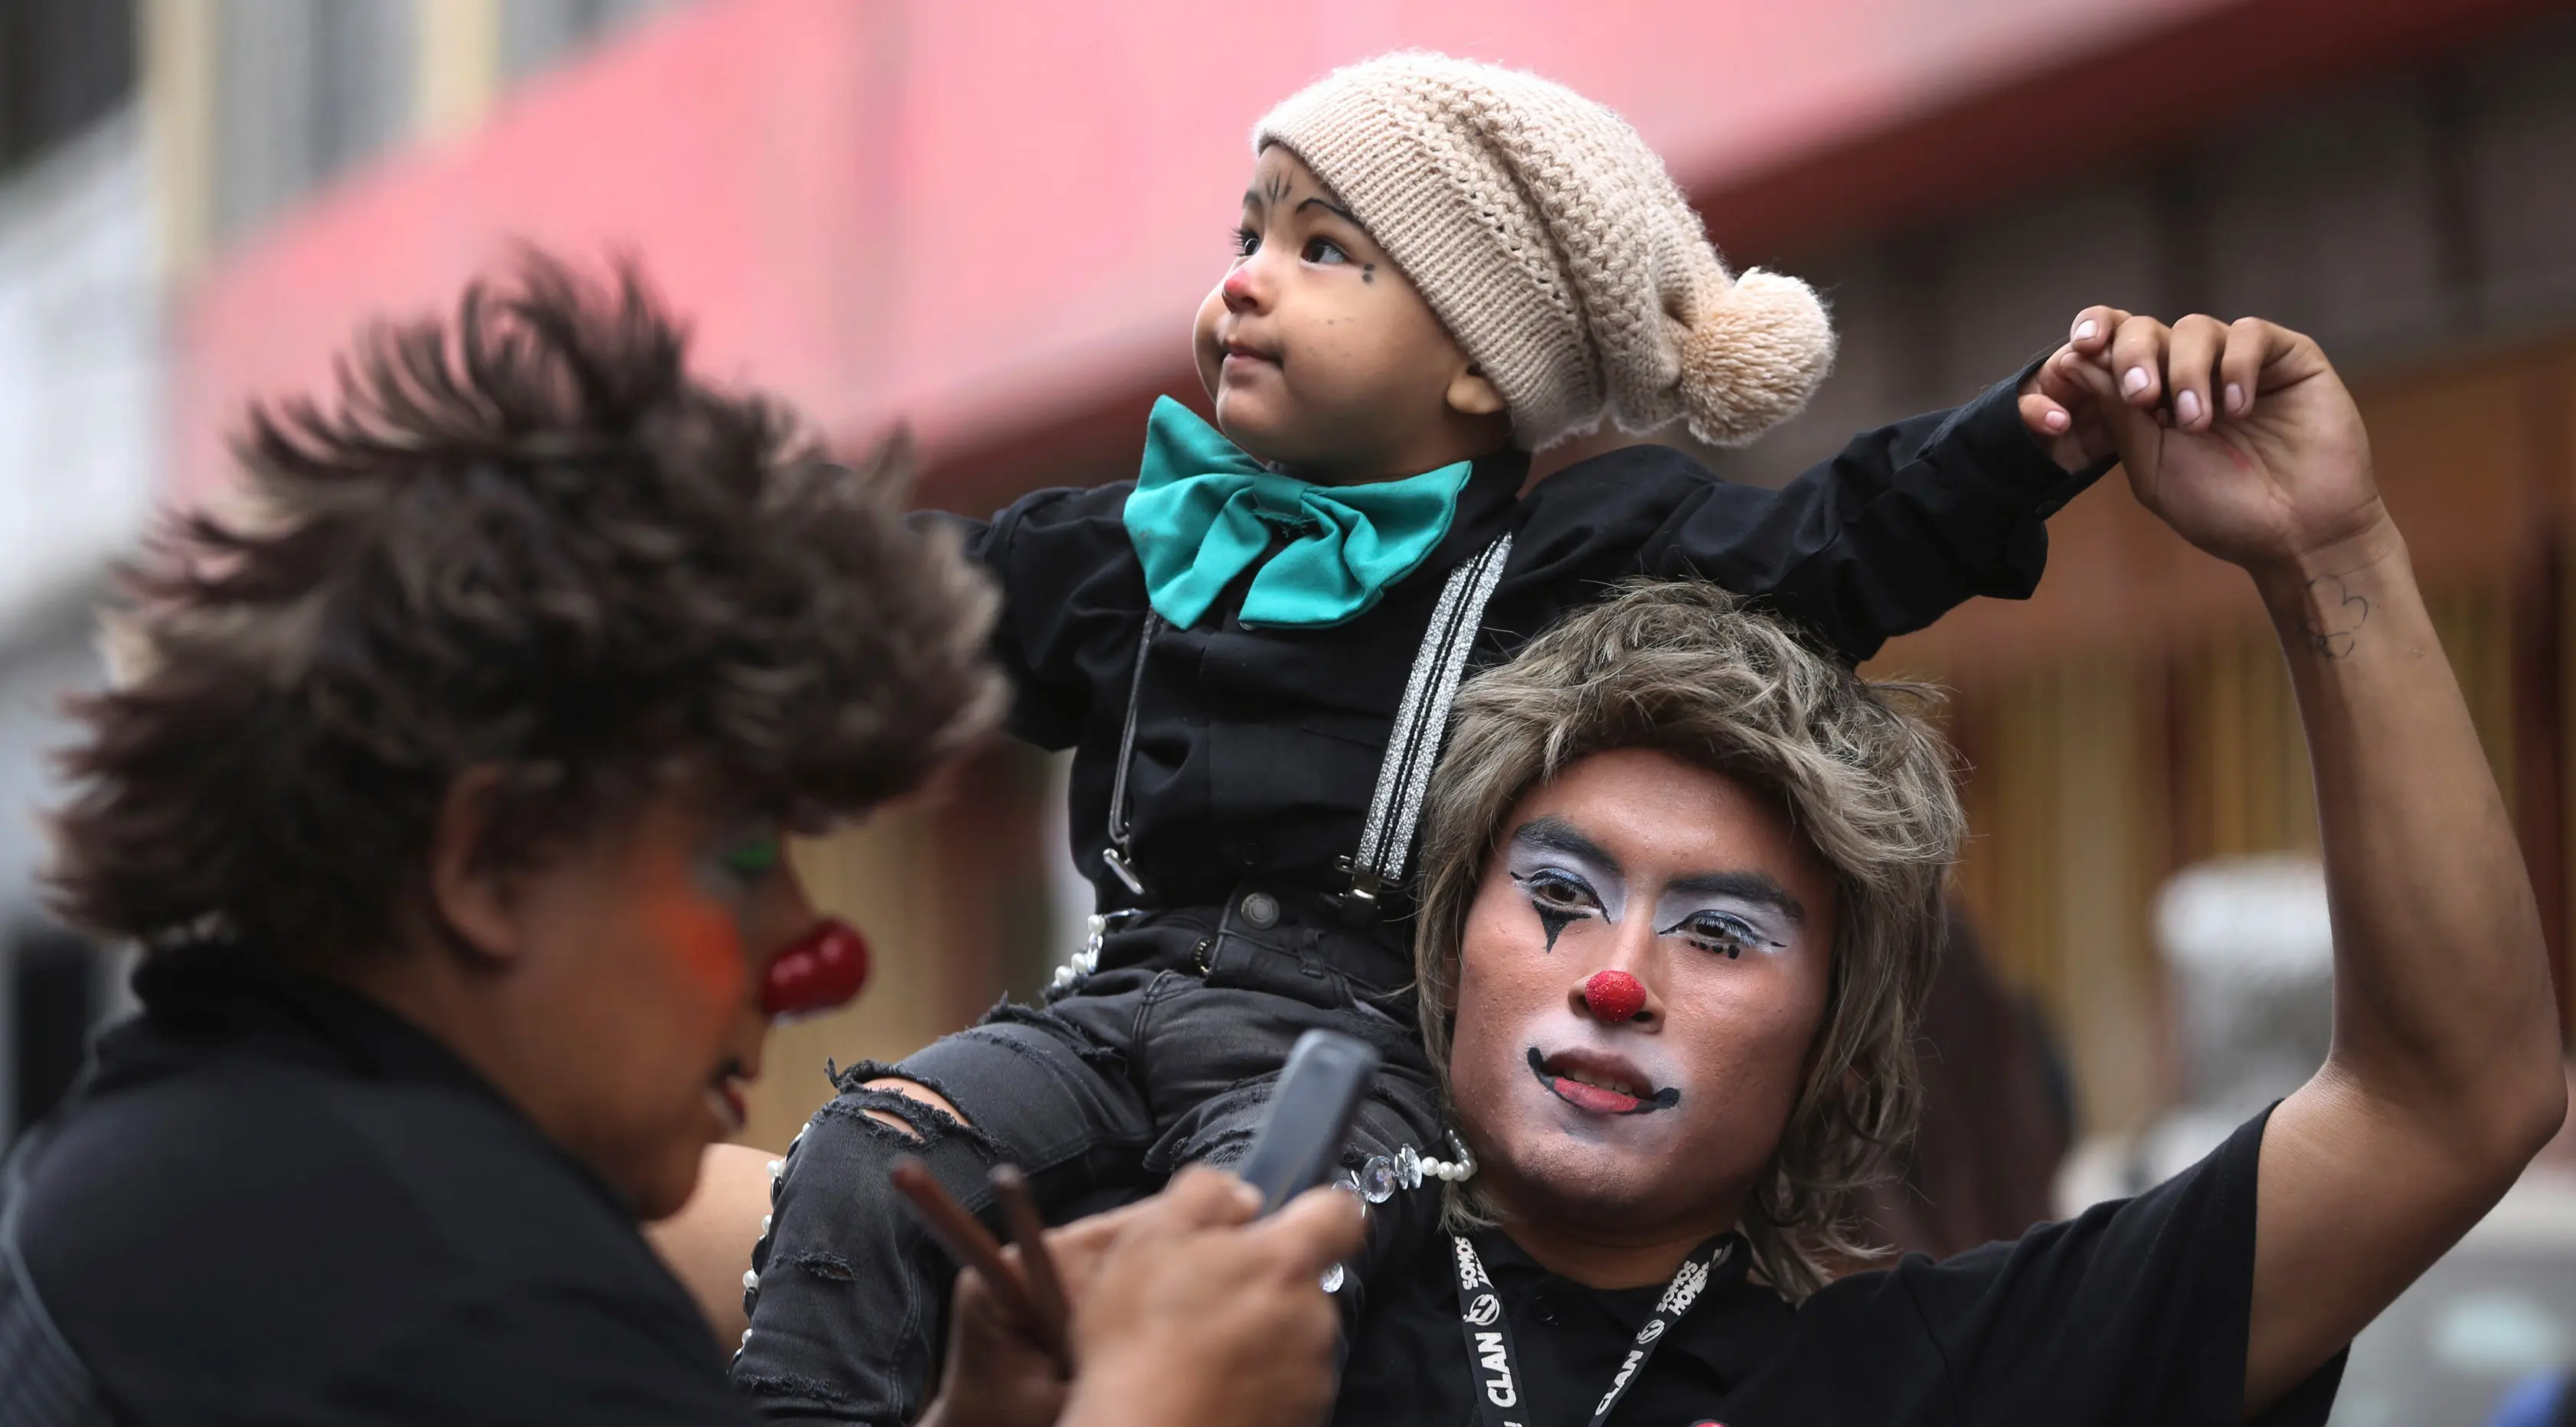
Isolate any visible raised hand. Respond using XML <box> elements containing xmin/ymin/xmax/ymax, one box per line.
<box><xmin>2054</xmin><ymin>307</ymin><xmax>2388</xmax><ymax>576</ymax></box>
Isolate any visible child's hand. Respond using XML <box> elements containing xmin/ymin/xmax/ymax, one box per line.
<box><xmin>2017</xmin><ymin>318</ymin><xmax>2127</xmax><ymax>472</ymax></box>
<box><xmin>2046</xmin><ymin>305</ymin><xmax>2386</xmax><ymax>576</ymax></box>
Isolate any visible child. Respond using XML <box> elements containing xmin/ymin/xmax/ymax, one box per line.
<box><xmin>734</xmin><ymin>53</ymin><xmax>2114</xmax><ymax>1422</ymax></box>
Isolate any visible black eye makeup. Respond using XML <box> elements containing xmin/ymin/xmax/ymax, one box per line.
<box><xmin>1302</xmin><ymin>236</ymin><xmax>1352</xmax><ymax>266</ymax></box>
<box><xmin>1509</xmin><ymin>868</ymin><xmax>1599</xmax><ymax>953</ymax></box>
<box><xmin>1656</xmin><ymin>909</ymin><xmax>1783</xmax><ymax>960</ymax></box>
<box><xmin>1502</xmin><ymin>817</ymin><xmax>1803</xmax><ymax>962</ymax></box>
<box><xmin>1505</xmin><ymin>819</ymin><xmax>1630</xmax><ymax>954</ymax></box>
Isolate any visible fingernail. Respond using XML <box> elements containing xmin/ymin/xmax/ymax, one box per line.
<box><xmin>2044</xmin><ymin>409</ymin><xmax>2069</xmax><ymax>432</ymax></box>
<box><xmin>2074</xmin><ymin>319</ymin><xmax>2097</xmax><ymax>341</ymax></box>
<box><xmin>2176</xmin><ymin>389</ymin><xmax>2201</xmax><ymax>424</ymax></box>
<box><xmin>2121</xmin><ymin>367</ymin><xmax>2151</xmax><ymax>396</ymax></box>
<box><xmin>2225</xmin><ymin>381</ymin><xmax>2246</xmax><ymax>413</ymax></box>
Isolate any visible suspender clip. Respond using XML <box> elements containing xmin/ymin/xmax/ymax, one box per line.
<box><xmin>1334</xmin><ymin>855</ymin><xmax>1385</xmax><ymax>913</ymax></box>
<box><xmin>1101</xmin><ymin>847</ymin><xmax>1147</xmax><ymax>897</ymax></box>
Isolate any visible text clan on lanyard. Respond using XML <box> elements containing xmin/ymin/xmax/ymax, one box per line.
<box><xmin>1450</xmin><ymin>1231</ymin><xmax>1733</xmax><ymax>1427</ymax></box>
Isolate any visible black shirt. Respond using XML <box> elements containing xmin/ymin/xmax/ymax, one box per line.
<box><xmin>1335</xmin><ymin>1110</ymin><xmax>2347</xmax><ymax>1427</ymax></box>
<box><xmin>933</xmin><ymin>370</ymin><xmax>2100</xmax><ymax>967</ymax></box>
<box><xmin>3</xmin><ymin>945</ymin><xmax>750</xmax><ymax>1426</ymax></box>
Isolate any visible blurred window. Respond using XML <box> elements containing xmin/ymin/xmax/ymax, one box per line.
<box><xmin>0</xmin><ymin>0</ymin><xmax>136</xmax><ymax>177</ymax></box>
<box><xmin>211</xmin><ymin>0</ymin><xmax>414</xmax><ymax>244</ymax></box>
<box><xmin>502</xmin><ymin>0</ymin><xmax>683</xmax><ymax>84</ymax></box>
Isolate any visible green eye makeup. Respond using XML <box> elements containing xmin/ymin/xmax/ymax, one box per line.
<box><xmin>719</xmin><ymin>837</ymin><xmax>783</xmax><ymax>880</ymax></box>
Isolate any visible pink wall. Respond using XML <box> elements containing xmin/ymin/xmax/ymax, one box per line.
<box><xmin>171</xmin><ymin>0</ymin><xmax>2544</xmax><ymax>507</ymax></box>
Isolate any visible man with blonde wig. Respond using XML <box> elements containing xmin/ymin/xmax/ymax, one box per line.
<box><xmin>1320</xmin><ymin>307</ymin><xmax>2566</xmax><ymax>1425</ymax></box>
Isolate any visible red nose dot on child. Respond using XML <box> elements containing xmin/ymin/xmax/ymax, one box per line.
<box><xmin>760</xmin><ymin>918</ymin><xmax>870</xmax><ymax>1018</ymax></box>
<box><xmin>1583</xmin><ymin>969</ymin><xmax>1647</xmax><ymax>1023</ymax></box>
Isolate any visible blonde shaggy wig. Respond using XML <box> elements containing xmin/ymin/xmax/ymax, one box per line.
<box><xmin>1411</xmin><ymin>580</ymin><xmax>1964</xmax><ymax>1298</ymax></box>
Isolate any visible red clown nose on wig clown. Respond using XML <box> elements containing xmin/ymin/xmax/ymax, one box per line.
<box><xmin>761</xmin><ymin>919</ymin><xmax>871</xmax><ymax>1018</ymax></box>
<box><xmin>1583</xmin><ymin>968</ymin><xmax>1646</xmax><ymax>1023</ymax></box>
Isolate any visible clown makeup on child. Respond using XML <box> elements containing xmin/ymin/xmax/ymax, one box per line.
<box><xmin>1194</xmin><ymin>145</ymin><xmax>1510</xmax><ymax>483</ymax></box>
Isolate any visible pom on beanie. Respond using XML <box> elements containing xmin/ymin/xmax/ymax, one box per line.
<box><xmin>1677</xmin><ymin>269</ymin><xmax>1837</xmax><ymax>447</ymax></box>
<box><xmin>1255</xmin><ymin>53</ymin><xmax>1835</xmax><ymax>451</ymax></box>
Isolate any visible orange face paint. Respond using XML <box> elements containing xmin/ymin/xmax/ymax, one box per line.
<box><xmin>636</xmin><ymin>834</ymin><xmax>751</xmax><ymax>1006</ymax></box>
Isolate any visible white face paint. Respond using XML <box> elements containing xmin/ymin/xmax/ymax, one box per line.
<box><xmin>1505</xmin><ymin>815</ymin><xmax>1803</xmax><ymax>962</ymax></box>
<box><xmin>1649</xmin><ymin>875</ymin><xmax>1798</xmax><ymax>962</ymax></box>
<box><xmin>1505</xmin><ymin>820</ymin><xmax>1626</xmax><ymax>953</ymax></box>
<box><xmin>1447</xmin><ymin>751</ymin><xmax>1842</xmax><ymax>1248</ymax></box>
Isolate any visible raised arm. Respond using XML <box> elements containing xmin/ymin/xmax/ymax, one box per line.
<box><xmin>2062</xmin><ymin>309</ymin><xmax>2568</xmax><ymax>1414</ymax></box>
<box><xmin>1524</xmin><ymin>354</ymin><xmax>2116</xmax><ymax>664</ymax></box>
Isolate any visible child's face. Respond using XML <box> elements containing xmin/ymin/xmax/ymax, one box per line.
<box><xmin>1193</xmin><ymin>145</ymin><xmax>1507</xmax><ymax>482</ymax></box>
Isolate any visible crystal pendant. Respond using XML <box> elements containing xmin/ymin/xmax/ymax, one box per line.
<box><xmin>1394</xmin><ymin>1144</ymin><xmax>1423</xmax><ymax>1190</ymax></box>
<box><xmin>1356</xmin><ymin>1154</ymin><xmax>1398</xmax><ymax>1203</ymax></box>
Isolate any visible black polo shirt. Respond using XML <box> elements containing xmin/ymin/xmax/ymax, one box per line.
<box><xmin>929</xmin><ymin>370</ymin><xmax>2102</xmax><ymax>971</ymax></box>
<box><xmin>1334</xmin><ymin>1110</ymin><xmax>2346</xmax><ymax>1426</ymax></box>
<box><xmin>1</xmin><ymin>944</ymin><xmax>751</xmax><ymax>1426</ymax></box>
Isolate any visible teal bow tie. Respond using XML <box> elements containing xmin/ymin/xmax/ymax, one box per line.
<box><xmin>1123</xmin><ymin>397</ymin><xmax>1474</xmax><ymax>630</ymax></box>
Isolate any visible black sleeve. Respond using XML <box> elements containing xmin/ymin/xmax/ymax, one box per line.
<box><xmin>914</xmin><ymin>483</ymin><xmax>1140</xmax><ymax>751</ymax></box>
<box><xmin>1881</xmin><ymin>1108</ymin><xmax>2342</xmax><ymax>1426</ymax></box>
<box><xmin>349</xmin><ymin>1282</ymin><xmax>757</xmax><ymax>1427</ymax></box>
<box><xmin>1511</xmin><ymin>361</ymin><xmax>2109</xmax><ymax>663</ymax></box>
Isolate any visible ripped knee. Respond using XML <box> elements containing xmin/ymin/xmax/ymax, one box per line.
<box><xmin>858</xmin><ymin>1077</ymin><xmax>971</xmax><ymax>1138</ymax></box>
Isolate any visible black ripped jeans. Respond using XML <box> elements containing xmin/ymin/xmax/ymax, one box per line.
<box><xmin>731</xmin><ymin>894</ymin><xmax>1449</xmax><ymax>1424</ymax></box>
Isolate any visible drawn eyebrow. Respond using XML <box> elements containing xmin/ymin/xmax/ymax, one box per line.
<box><xmin>1509</xmin><ymin>817</ymin><xmax>1622</xmax><ymax>877</ymax></box>
<box><xmin>1666</xmin><ymin>870</ymin><xmax>1806</xmax><ymax>926</ymax></box>
<box><xmin>1295</xmin><ymin>195</ymin><xmax>1364</xmax><ymax>227</ymax></box>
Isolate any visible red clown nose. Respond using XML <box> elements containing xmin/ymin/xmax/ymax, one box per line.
<box><xmin>761</xmin><ymin>919</ymin><xmax>871</xmax><ymax>1018</ymax></box>
<box><xmin>1582</xmin><ymin>969</ymin><xmax>1647</xmax><ymax>1024</ymax></box>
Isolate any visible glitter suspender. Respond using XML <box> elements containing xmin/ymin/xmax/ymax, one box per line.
<box><xmin>1340</xmin><ymin>534</ymin><xmax>1512</xmax><ymax>908</ymax></box>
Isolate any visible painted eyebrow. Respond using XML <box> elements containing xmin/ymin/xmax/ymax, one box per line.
<box><xmin>1666</xmin><ymin>870</ymin><xmax>1806</xmax><ymax>926</ymax></box>
<box><xmin>1295</xmin><ymin>195</ymin><xmax>1364</xmax><ymax>227</ymax></box>
<box><xmin>1509</xmin><ymin>817</ymin><xmax>1623</xmax><ymax>877</ymax></box>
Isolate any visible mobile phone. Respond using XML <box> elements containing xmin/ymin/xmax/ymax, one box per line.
<box><xmin>1235</xmin><ymin>1029</ymin><xmax>1381</xmax><ymax>1215</ymax></box>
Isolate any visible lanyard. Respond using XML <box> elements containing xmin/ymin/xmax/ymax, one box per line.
<box><xmin>1450</xmin><ymin>1231</ymin><xmax>1732</xmax><ymax>1427</ymax></box>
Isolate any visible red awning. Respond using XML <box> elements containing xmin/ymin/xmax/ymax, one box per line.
<box><xmin>169</xmin><ymin>0</ymin><xmax>2545</xmax><ymax>508</ymax></box>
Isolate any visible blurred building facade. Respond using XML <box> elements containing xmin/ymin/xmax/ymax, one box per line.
<box><xmin>1720</xmin><ymin>11</ymin><xmax>2576</xmax><ymax>1135</ymax></box>
<box><xmin>0</xmin><ymin>0</ymin><xmax>692</xmax><ymax>1141</ymax></box>
<box><xmin>4</xmin><ymin>0</ymin><xmax>2574</xmax><ymax>1155</ymax></box>
<box><xmin>0</xmin><ymin>0</ymin><xmax>149</xmax><ymax>1143</ymax></box>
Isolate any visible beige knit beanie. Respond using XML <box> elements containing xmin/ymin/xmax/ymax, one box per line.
<box><xmin>1254</xmin><ymin>52</ymin><xmax>1835</xmax><ymax>450</ymax></box>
